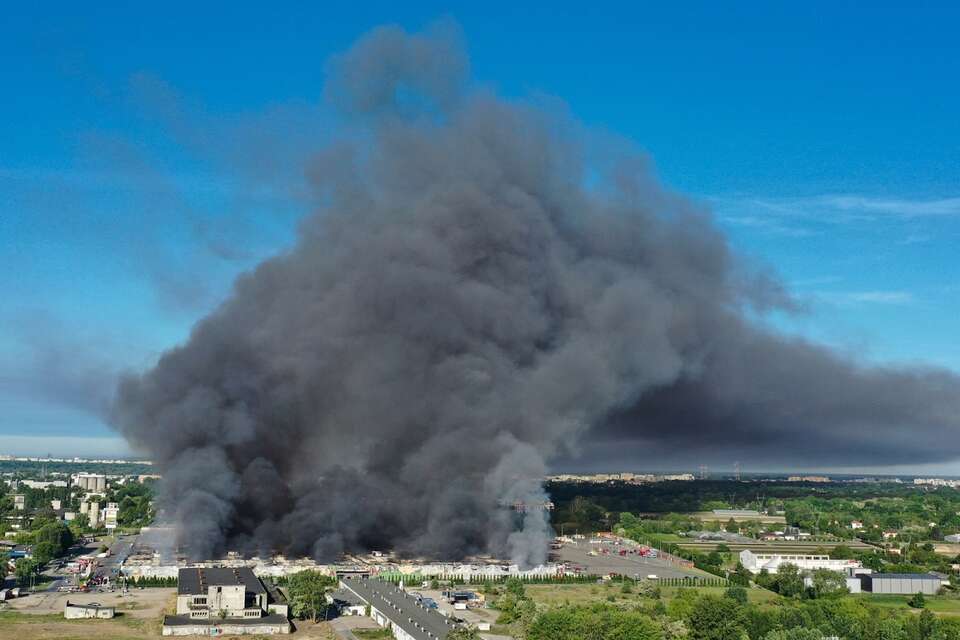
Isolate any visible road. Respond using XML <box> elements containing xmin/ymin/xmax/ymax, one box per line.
<box><xmin>94</xmin><ymin>534</ymin><xmax>137</xmax><ymax>581</ymax></box>
<box><xmin>25</xmin><ymin>533</ymin><xmax>138</xmax><ymax>596</ymax></box>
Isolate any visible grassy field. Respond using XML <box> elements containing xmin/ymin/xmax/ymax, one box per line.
<box><xmin>525</xmin><ymin>583</ymin><xmax>780</xmax><ymax>607</ymax></box>
<box><xmin>854</xmin><ymin>594</ymin><xmax>960</xmax><ymax>615</ymax></box>
<box><xmin>0</xmin><ymin>610</ymin><xmax>160</xmax><ymax>640</ymax></box>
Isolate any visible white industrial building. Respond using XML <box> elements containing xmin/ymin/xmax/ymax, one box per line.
<box><xmin>73</xmin><ymin>473</ymin><xmax>108</xmax><ymax>492</ymax></box>
<box><xmin>739</xmin><ymin>550</ymin><xmax>862</xmax><ymax>574</ymax></box>
<box><xmin>339</xmin><ymin>576</ymin><xmax>458</xmax><ymax>640</ymax></box>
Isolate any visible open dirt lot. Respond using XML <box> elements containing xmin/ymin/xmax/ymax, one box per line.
<box><xmin>5</xmin><ymin>587</ymin><xmax>175</xmax><ymax>618</ymax></box>
<box><xmin>0</xmin><ymin>588</ymin><xmax>175</xmax><ymax>640</ymax></box>
<box><xmin>0</xmin><ymin>610</ymin><xmax>160</xmax><ymax>640</ymax></box>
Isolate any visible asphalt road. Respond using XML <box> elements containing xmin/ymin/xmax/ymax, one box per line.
<box><xmin>95</xmin><ymin>535</ymin><xmax>137</xmax><ymax>580</ymax></box>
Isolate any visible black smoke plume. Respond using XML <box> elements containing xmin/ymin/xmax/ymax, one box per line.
<box><xmin>112</xmin><ymin>23</ymin><xmax>960</xmax><ymax>563</ymax></box>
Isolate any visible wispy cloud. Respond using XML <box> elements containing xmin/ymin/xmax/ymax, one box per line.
<box><xmin>721</xmin><ymin>214</ymin><xmax>818</xmax><ymax>237</ymax></box>
<box><xmin>711</xmin><ymin>194</ymin><xmax>960</xmax><ymax>234</ymax></box>
<box><xmin>816</xmin><ymin>195</ymin><xmax>960</xmax><ymax>218</ymax></box>
<box><xmin>817</xmin><ymin>290</ymin><xmax>915</xmax><ymax>306</ymax></box>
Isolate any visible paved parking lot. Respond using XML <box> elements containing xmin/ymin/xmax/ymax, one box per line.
<box><xmin>553</xmin><ymin>538</ymin><xmax>703</xmax><ymax>580</ymax></box>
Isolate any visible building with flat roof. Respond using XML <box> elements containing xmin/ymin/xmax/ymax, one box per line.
<box><xmin>162</xmin><ymin>567</ymin><xmax>289</xmax><ymax>636</ymax></box>
<box><xmin>64</xmin><ymin>600</ymin><xmax>115</xmax><ymax>619</ymax></box>
<box><xmin>328</xmin><ymin>588</ymin><xmax>367</xmax><ymax>616</ymax></box>
<box><xmin>862</xmin><ymin>573</ymin><xmax>943</xmax><ymax>595</ymax></box>
<box><xmin>740</xmin><ymin>549</ymin><xmax>861</xmax><ymax>574</ymax></box>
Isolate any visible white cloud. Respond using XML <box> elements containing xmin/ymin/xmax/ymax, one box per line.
<box><xmin>818</xmin><ymin>290</ymin><xmax>915</xmax><ymax>306</ymax></box>
<box><xmin>710</xmin><ymin>194</ymin><xmax>960</xmax><ymax>232</ymax></box>
<box><xmin>816</xmin><ymin>195</ymin><xmax>960</xmax><ymax>218</ymax></box>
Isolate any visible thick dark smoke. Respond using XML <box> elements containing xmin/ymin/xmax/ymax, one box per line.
<box><xmin>112</xmin><ymin>23</ymin><xmax>960</xmax><ymax>563</ymax></box>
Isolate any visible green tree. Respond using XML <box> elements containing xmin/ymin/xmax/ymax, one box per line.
<box><xmin>724</xmin><ymin>586</ymin><xmax>748</xmax><ymax>605</ymax></box>
<box><xmin>287</xmin><ymin>570</ymin><xmax>336</xmax><ymax>621</ymax></box>
<box><xmin>15</xmin><ymin>557</ymin><xmax>40</xmax><ymax>587</ymax></box>
<box><xmin>728</xmin><ymin>562</ymin><xmax>751</xmax><ymax>587</ymax></box>
<box><xmin>754</xmin><ymin>569</ymin><xmax>776</xmax><ymax>591</ymax></box>
<box><xmin>526</xmin><ymin>605</ymin><xmax>660</xmax><ymax>640</ymax></box>
<box><xmin>775</xmin><ymin>564</ymin><xmax>804</xmax><ymax>598</ymax></box>
<box><xmin>69</xmin><ymin>513</ymin><xmax>90</xmax><ymax>535</ymax></box>
<box><xmin>32</xmin><ymin>540</ymin><xmax>56</xmax><ymax>565</ymax></box>
<box><xmin>877</xmin><ymin>617</ymin><xmax>908</xmax><ymax>640</ymax></box>
<box><xmin>762</xmin><ymin>629</ymin><xmax>823</xmax><ymax>640</ymax></box>
<box><xmin>686</xmin><ymin>595</ymin><xmax>746</xmax><ymax>640</ymax></box>
<box><xmin>830</xmin><ymin>545</ymin><xmax>854</xmax><ymax>559</ymax></box>
<box><xmin>810</xmin><ymin>569</ymin><xmax>848</xmax><ymax>598</ymax></box>
<box><xmin>915</xmin><ymin>608</ymin><xmax>937</xmax><ymax>640</ymax></box>
<box><xmin>448</xmin><ymin>627</ymin><xmax>481</xmax><ymax>640</ymax></box>
<box><xmin>908</xmin><ymin>591</ymin><xmax>926</xmax><ymax>609</ymax></box>
<box><xmin>505</xmin><ymin>577</ymin><xmax>526</xmax><ymax>598</ymax></box>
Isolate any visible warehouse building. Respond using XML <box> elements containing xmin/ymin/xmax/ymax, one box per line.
<box><xmin>339</xmin><ymin>576</ymin><xmax>458</xmax><ymax>640</ymax></box>
<box><xmin>739</xmin><ymin>550</ymin><xmax>861</xmax><ymax>574</ymax></box>
<box><xmin>861</xmin><ymin>573</ymin><xmax>943</xmax><ymax>595</ymax></box>
<box><xmin>161</xmin><ymin>567</ymin><xmax>289</xmax><ymax>636</ymax></box>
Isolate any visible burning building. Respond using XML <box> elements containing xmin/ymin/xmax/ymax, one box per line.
<box><xmin>111</xmin><ymin>22</ymin><xmax>960</xmax><ymax>566</ymax></box>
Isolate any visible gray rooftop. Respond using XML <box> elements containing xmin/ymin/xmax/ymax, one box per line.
<box><xmin>340</xmin><ymin>577</ymin><xmax>453</xmax><ymax>640</ymax></box>
<box><xmin>868</xmin><ymin>573</ymin><xmax>942</xmax><ymax>580</ymax></box>
<box><xmin>329</xmin><ymin>588</ymin><xmax>365</xmax><ymax>607</ymax></box>
<box><xmin>177</xmin><ymin>567</ymin><xmax>266</xmax><ymax>596</ymax></box>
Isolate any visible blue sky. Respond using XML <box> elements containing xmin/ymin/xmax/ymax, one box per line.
<box><xmin>2</xmin><ymin>2</ymin><xmax>959</xmax><ymax>462</ymax></box>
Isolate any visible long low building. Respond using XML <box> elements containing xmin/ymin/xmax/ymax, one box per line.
<box><xmin>64</xmin><ymin>601</ymin><xmax>115</xmax><ymax>619</ymax></box>
<box><xmin>339</xmin><ymin>577</ymin><xmax>457</xmax><ymax>640</ymax></box>
<box><xmin>739</xmin><ymin>550</ymin><xmax>861</xmax><ymax>574</ymax></box>
<box><xmin>861</xmin><ymin>573</ymin><xmax>943</xmax><ymax>595</ymax></box>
